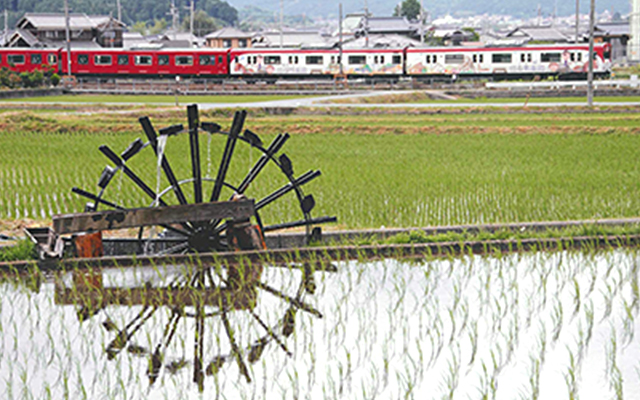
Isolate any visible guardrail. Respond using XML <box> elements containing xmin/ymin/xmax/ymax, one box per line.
<box><xmin>486</xmin><ymin>79</ymin><xmax>640</xmax><ymax>90</ymax></box>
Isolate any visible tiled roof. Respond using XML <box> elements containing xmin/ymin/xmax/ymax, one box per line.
<box><xmin>506</xmin><ymin>26</ymin><xmax>568</xmax><ymax>42</ymax></box>
<box><xmin>205</xmin><ymin>27</ymin><xmax>252</xmax><ymax>39</ymax></box>
<box><xmin>16</xmin><ymin>13</ymin><xmax>124</xmax><ymax>30</ymax></box>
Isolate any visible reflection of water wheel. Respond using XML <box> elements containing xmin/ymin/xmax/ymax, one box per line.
<box><xmin>60</xmin><ymin>258</ymin><xmax>326</xmax><ymax>391</ymax></box>
<box><xmin>71</xmin><ymin>104</ymin><xmax>335</xmax><ymax>256</ymax></box>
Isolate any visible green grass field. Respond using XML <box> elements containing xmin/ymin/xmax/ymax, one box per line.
<box><xmin>1</xmin><ymin>108</ymin><xmax>640</xmax><ymax>230</ymax></box>
<box><xmin>0</xmin><ymin>94</ymin><xmax>312</xmax><ymax>104</ymax></box>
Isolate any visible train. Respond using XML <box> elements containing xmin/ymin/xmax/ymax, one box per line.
<box><xmin>0</xmin><ymin>42</ymin><xmax>611</xmax><ymax>82</ymax></box>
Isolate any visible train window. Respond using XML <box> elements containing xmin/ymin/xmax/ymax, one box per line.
<box><xmin>527</xmin><ymin>54</ymin><xmax>532</xmax><ymax>62</ymax></box>
<box><xmin>577</xmin><ymin>53</ymin><xmax>582</xmax><ymax>62</ymax></box>
<box><xmin>199</xmin><ymin>55</ymin><xmax>212</xmax><ymax>65</ymax></box>
<box><xmin>348</xmin><ymin>55</ymin><xmax>366</xmax><ymax>64</ymax></box>
<box><xmin>94</xmin><ymin>55</ymin><xmax>112</xmax><ymax>66</ymax></box>
<box><xmin>7</xmin><ymin>54</ymin><xmax>23</xmax><ymax>64</ymax></box>
<box><xmin>158</xmin><ymin>55</ymin><xmax>169</xmax><ymax>66</ymax></box>
<box><xmin>219</xmin><ymin>56</ymin><xmax>224</xmax><ymax>64</ymax></box>
<box><xmin>264</xmin><ymin>56</ymin><xmax>281</xmax><ymax>65</ymax></box>
<box><xmin>77</xmin><ymin>54</ymin><xmax>88</xmax><ymax>65</ymax></box>
<box><xmin>30</xmin><ymin>54</ymin><xmax>42</xmax><ymax>64</ymax></box>
<box><xmin>431</xmin><ymin>55</ymin><xmax>437</xmax><ymax>63</ymax></box>
<box><xmin>473</xmin><ymin>54</ymin><xmax>477</xmax><ymax>63</ymax></box>
<box><xmin>48</xmin><ymin>54</ymin><xmax>57</xmax><ymax>65</ymax></box>
<box><xmin>135</xmin><ymin>55</ymin><xmax>152</xmax><ymax>65</ymax></box>
<box><xmin>380</xmin><ymin>55</ymin><xmax>385</xmax><ymax>64</ymax></box>
<box><xmin>374</xmin><ymin>56</ymin><xmax>378</xmax><ymax>63</ymax></box>
<box><xmin>306</xmin><ymin>55</ymin><xmax>323</xmax><ymax>65</ymax></box>
<box><xmin>118</xmin><ymin>55</ymin><xmax>129</xmax><ymax>65</ymax></box>
<box><xmin>541</xmin><ymin>53</ymin><xmax>561</xmax><ymax>62</ymax></box>
<box><xmin>520</xmin><ymin>54</ymin><xmax>525</xmax><ymax>62</ymax></box>
<box><xmin>392</xmin><ymin>55</ymin><xmax>401</xmax><ymax>64</ymax></box>
<box><xmin>445</xmin><ymin>54</ymin><xmax>464</xmax><ymax>64</ymax></box>
<box><xmin>492</xmin><ymin>53</ymin><xmax>512</xmax><ymax>63</ymax></box>
<box><xmin>175</xmin><ymin>56</ymin><xmax>193</xmax><ymax>66</ymax></box>
<box><xmin>426</xmin><ymin>55</ymin><xmax>430</xmax><ymax>63</ymax></box>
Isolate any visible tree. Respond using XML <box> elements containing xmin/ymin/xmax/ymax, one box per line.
<box><xmin>181</xmin><ymin>10</ymin><xmax>220</xmax><ymax>37</ymax></box>
<box><xmin>201</xmin><ymin>0</ymin><xmax>238</xmax><ymax>26</ymax></box>
<box><xmin>148</xmin><ymin>18</ymin><xmax>167</xmax><ymax>35</ymax></box>
<box><xmin>130</xmin><ymin>21</ymin><xmax>148</xmax><ymax>35</ymax></box>
<box><xmin>393</xmin><ymin>0</ymin><xmax>421</xmax><ymax>21</ymax></box>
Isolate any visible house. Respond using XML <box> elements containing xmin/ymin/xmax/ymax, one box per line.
<box><xmin>340</xmin><ymin>33</ymin><xmax>423</xmax><ymax>48</ymax></box>
<box><xmin>252</xmin><ymin>30</ymin><xmax>329</xmax><ymax>48</ymax></box>
<box><xmin>151</xmin><ymin>31</ymin><xmax>205</xmax><ymax>48</ymax></box>
<box><xmin>9</xmin><ymin>13</ymin><xmax>125</xmax><ymax>48</ymax></box>
<box><xmin>355</xmin><ymin>16</ymin><xmax>420</xmax><ymax>38</ymax></box>
<box><xmin>506</xmin><ymin>26</ymin><xmax>569</xmax><ymax>43</ymax></box>
<box><xmin>205</xmin><ymin>27</ymin><xmax>252</xmax><ymax>48</ymax></box>
<box><xmin>428</xmin><ymin>26</ymin><xmax>477</xmax><ymax>46</ymax></box>
<box><xmin>594</xmin><ymin>22</ymin><xmax>629</xmax><ymax>62</ymax></box>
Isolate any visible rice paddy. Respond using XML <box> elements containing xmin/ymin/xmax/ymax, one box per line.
<box><xmin>1</xmin><ymin>249</ymin><xmax>640</xmax><ymax>399</ymax></box>
<box><xmin>1</xmin><ymin>109</ymin><xmax>640</xmax><ymax>230</ymax></box>
<box><xmin>1</xmin><ymin>104</ymin><xmax>640</xmax><ymax>399</ymax></box>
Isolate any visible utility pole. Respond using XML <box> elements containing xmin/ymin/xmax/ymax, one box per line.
<box><xmin>280</xmin><ymin>0</ymin><xmax>283</xmax><ymax>48</ymax></box>
<box><xmin>587</xmin><ymin>0</ymin><xmax>595</xmax><ymax>106</ymax></box>
<box><xmin>420</xmin><ymin>0</ymin><xmax>424</xmax><ymax>44</ymax></box>
<box><xmin>190</xmin><ymin>0</ymin><xmax>194</xmax><ymax>40</ymax></box>
<box><xmin>169</xmin><ymin>0</ymin><xmax>179</xmax><ymax>40</ymax></box>
<box><xmin>575</xmin><ymin>0</ymin><xmax>579</xmax><ymax>42</ymax></box>
<box><xmin>339</xmin><ymin>3</ymin><xmax>343</xmax><ymax>74</ymax></box>
<box><xmin>364</xmin><ymin>0</ymin><xmax>369</xmax><ymax>47</ymax></box>
<box><xmin>64</xmin><ymin>0</ymin><xmax>72</xmax><ymax>77</ymax></box>
<box><xmin>116</xmin><ymin>0</ymin><xmax>121</xmax><ymax>23</ymax></box>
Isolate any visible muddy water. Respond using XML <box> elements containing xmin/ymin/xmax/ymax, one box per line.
<box><xmin>0</xmin><ymin>250</ymin><xmax>639</xmax><ymax>399</ymax></box>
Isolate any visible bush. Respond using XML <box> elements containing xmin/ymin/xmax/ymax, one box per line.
<box><xmin>50</xmin><ymin>73</ymin><xmax>60</xmax><ymax>87</ymax></box>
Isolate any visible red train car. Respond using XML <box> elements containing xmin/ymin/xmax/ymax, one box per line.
<box><xmin>0</xmin><ymin>48</ymin><xmax>61</xmax><ymax>73</ymax></box>
<box><xmin>61</xmin><ymin>48</ymin><xmax>229</xmax><ymax>78</ymax></box>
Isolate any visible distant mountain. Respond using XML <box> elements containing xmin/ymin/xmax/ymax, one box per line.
<box><xmin>226</xmin><ymin>0</ymin><xmax>630</xmax><ymax>20</ymax></box>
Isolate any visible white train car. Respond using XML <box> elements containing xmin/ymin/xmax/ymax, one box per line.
<box><xmin>229</xmin><ymin>48</ymin><xmax>404</xmax><ymax>79</ymax></box>
<box><xmin>405</xmin><ymin>43</ymin><xmax>611</xmax><ymax>79</ymax></box>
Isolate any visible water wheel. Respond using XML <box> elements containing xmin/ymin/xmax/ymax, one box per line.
<box><xmin>69</xmin><ymin>104</ymin><xmax>335</xmax><ymax>256</ymax></box>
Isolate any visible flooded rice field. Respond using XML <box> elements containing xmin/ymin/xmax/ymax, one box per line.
<box><xmin>1</xmin><ymin>249</ymin><xmax>640</xmax><ymax>399</ymax></box>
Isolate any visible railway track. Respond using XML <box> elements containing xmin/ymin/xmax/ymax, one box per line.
<box><xmin>69</xmin><ymin>77</ymin><xmax>482</xmax><ymax>95</ymax></box>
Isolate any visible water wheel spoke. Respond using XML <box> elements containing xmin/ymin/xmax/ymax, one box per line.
<box><xmin>194</xmin><ymin>306</ymin><xmax>205</xmax><ymax>391</ymax></box>
<box><xmin>107</xmin><ymin>306</ymin><xmax>158</xmax><ymax>359</ymax></box>
<box><xmin>256</xmin><ymin>282</ymin><xmax>322</xmax><ymax>318</ymax></box>
<box><xmin>221</xmin><ymin>307</ymin><xmax>251</xmax><ymax>382</ymax></box>
<box><xmin>72</xmin><ymin>187</ymin><xmax>124</xmax><ymax>210</ymax></box>
<box><xmin>140</xmin><ymin>116</ymin><xmax>188</xmax><ymax>206</ymax></box>
<box><xmin>237</xmin><ymin>133</ymin><xmax>289</xmax><ymax>194</ymax></box>
<box><xmin>148</xmin><ymin>310</ymin><xmax>182</xmax><ymax>384</ymax></box>
<box><xmin>209</xmin><ymin>110</ymin><xmax>246</xmax><ymax>203</ymax></box>
<box><xmin>187</xmin><ymin>105</ymin><xmax>203</xmax><ymax>204</ymax></box>
<box><xmin>99</xmin><ymin>145</ymin><xmax>194</xmax><ymax>234</ymax></box>
<box><xmin>249</xmin><ymin>309</ymin><xmax>292</xmax><ymax>357</ymax></box>
<box><xmin>255</xmin><ymin>170</ymin><xmax>321</xmax><ymax>211</ymax></box>
<box><xmin>263</xmin><ymin>216</ymin><xmax>338</xmax><ymax>233</ymax></box>
<box><xmin>156</xmin><ymin>241</ymin><xmax>190</xmax><ymax>256</ymax></box>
